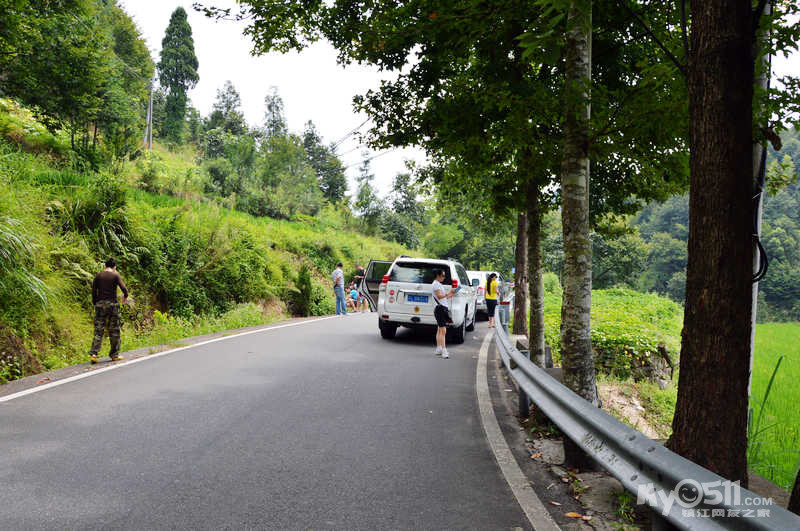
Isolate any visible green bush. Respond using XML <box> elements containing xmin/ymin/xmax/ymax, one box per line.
<box><xmin>544</xmin><ymin>287</ymin><xmax>683</xmax><ymax>378</ymax></box>
<box><xmin>290</xmin><ymin>263</ymin><xmax>313</xmax><ymax>316</ymax></box>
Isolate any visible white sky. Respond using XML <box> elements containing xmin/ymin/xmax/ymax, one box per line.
<box><xmin>120</xmin><ymin>0</ymin><xmax>424</xmax><ymax>197</ymax></box>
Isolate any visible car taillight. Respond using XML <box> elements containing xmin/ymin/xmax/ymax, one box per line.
<box><xmin>389</xmin><ymin>289</ymin><xmax>395</xmax><ymax>295</ymax></box>
<box><xmin>382</xmin><ymin>275</ymin><xmax>389</xmax><ymax>284</ymax></box>
<box><xmin>451</xmin><ymin>279</ymin><xmax>458</xmax><ymax>289</ymax></box>
<box><xmin>478</xmin><ymin>287</ymin><xmax>484</xmax><ymax>294</ymax></box>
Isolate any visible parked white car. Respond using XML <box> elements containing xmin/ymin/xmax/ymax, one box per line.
<box><xmin>467</xmin><ymin>270</ymin><xmax>506</xmax><ymax>317</ymax></box>
<box><xmin>371</xmin><ymin>258</ymin><xmax>477</xmax><ymax>343</ymax></box>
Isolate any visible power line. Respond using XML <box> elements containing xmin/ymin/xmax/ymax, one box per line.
<box><xmin>331</xmin><ymin>118</ymin><xmax>370</xmax><ymax>150</ymax></box>
<box><xmin>342</xmin><ymin>149</ymin><xmax>398</xmax><ymax>170</ymax></box>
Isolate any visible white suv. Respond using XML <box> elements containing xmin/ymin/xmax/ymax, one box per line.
<box><xmin>376</xmin><ymin>258</ymin><xmax>477</xmax><ymax>343</ymax></box>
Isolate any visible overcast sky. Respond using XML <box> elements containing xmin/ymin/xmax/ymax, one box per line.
<box><xmin>120</xmin><ymin>0</ymin><xmax>424</xmax><ymax>196</ymax></box>
<box><xmin>121</xmin><ymin>1</ymin><xmax>799</xmax><ymax>197</ymax></box>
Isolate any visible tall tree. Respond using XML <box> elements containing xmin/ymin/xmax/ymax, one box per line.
<box><xmin>557</xmin><ymin>0</ymin><xmax>597</xmax><ymax>468</ymax></box>
<box><xmin>158</xmin><ymin>7</ymin><xmax>199</xmax><ymax>143</ymax></box>
<box><xmin>264</xmin><ymin>86</ymin><xmax>287</xmax><ymax>138</ymax></box>
<box><xmin>354</xmin><ymin>154</ymin><xmax>383</xmax><ymax>229</ymax></box>
<box><xmin>303</xmin><ymin>121</ymin><xmax>348</xmax><ymax>202</ymax></box>
<box><xmin>207</xmin><ymin>80</ymin><xmax>247</xmax><ymax>135</ymax></box>
<box><xmin>667</xmin><ymin>1</ymin><xmax>755</xmax><ymax>486</ymax></box>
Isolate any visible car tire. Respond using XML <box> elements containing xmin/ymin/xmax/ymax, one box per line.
<box><xmin>449</xmin><ymin>316</ymin><xmax>466</xmax><ymax>344</ymax></box>
<box><xmin>379</xmin><ymin>320</ymin><xmax>397</xmax><ymax>339</ymax></box>
<box><xmin>465</xmin><ymin>306</ymin><xmax>475</xmax><ymax>332</ymax></box>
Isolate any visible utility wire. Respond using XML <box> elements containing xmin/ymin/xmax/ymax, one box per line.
<box><xmin>342</xmin><ymin>148</ymin><xmax>398</xmax><ymax>170</ymax></box>
<box><xmin>331</xmin><ymin>118</ymin><xmax>370</xmax><ymax>150</ymax></box>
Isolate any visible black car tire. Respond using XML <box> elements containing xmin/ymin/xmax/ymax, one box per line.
<box><xmin>379</xmin><ymin>320</ymin><xmax>397</xmax><ymax>339</ymax></box>
<box><xmin>465</xmin><ymin>306</ymin><xmax>475</xmax><ymax>331</ymax></box>
<box><xmin>449</xmin><ymin>315</ymin><xmax>465</xmax><ymax>344</ymax></box>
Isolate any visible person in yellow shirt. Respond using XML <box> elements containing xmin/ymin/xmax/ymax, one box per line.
<box><xmin>485</xmin><ymin>273</ymin><xmax>499</xmax><ymax>328</ymax></box>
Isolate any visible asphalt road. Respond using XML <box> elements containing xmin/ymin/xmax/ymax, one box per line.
<box><xmin>0</xmin><ymin>313</ymin><xmax>530</xmax><ymax>530</ymax></box>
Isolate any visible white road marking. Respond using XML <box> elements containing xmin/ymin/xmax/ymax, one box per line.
<box><xmin>475</xmin><ymin>330</ymin><xmax>560</xmax><ymax>531</ymax></box>
<box><xmin>0</xmin><ymin>316</ymin><xmax>338</xmax><ymax>403</ymax></box>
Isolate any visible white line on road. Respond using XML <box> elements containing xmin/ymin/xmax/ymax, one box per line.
<box><xmin>475</xmin><ymin>331</ymin><xmax>560</xmax><ymax>531</ymax></box>
<box><xmin>0</xmin><ymin>316</ymin><xmax>338</xmax><ymax>404</ymax></box>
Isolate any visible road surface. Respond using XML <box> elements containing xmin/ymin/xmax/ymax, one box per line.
<box><xmin>0</xmin><ymin>313</ymin><xmax>532</xmax><ymax>530</ymax></box>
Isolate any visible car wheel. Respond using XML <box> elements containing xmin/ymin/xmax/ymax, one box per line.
<box><xmin>465</xmin><ymin>305</ymin><xmax>475</xmax><ymax>331</ymax></box>
<box><xmin>450</xmin><ymin>316</ymin><xmax>466</xmax><ymax>344</ymax></box>
<box><xmin>379</xmin><ymin>320</ymin><xmax>397</xmax><ymax>339</ymax></box>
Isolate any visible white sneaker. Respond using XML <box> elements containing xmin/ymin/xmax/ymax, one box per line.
<box><xmin>442</xmin><ymin>350</ymin><xmax>450</xmax><ymax>359</ymax></box>
<box><xmin>435</xmin><ymin>346</ymin><xmax>442</xmax><ymax>356</ymax></box>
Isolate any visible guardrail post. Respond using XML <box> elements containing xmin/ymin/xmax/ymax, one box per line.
<box><xmin>518</xmin><ymin>349</ymin><xmax>531</xmax><ymax>419</ymax></box>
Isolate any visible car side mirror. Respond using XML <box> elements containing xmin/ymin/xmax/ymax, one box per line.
<box><xmin>471</xmin><ymin>279</ymin><xmax>479</xmax><ymax>286</ymax></box>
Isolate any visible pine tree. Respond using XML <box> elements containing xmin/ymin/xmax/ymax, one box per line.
<box><xmin>263</xmin><ymin>87</ymin><xmax>287</xmax><ymax>138</ymax></box>
<box><xmin>158</xmin><ymin>7</ymin><xmax>199</xmax><ymax>143</ymax></box>
<box><xmin>207</xmin><ymin>81</ymin><xmax>247</xmax><ymax>135</ymax></box>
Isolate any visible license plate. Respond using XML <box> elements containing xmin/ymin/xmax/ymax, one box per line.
<box><xmin>407</xmin><ymin>294</ymin><xmax>429</xmax><ymax>303</ymax></box>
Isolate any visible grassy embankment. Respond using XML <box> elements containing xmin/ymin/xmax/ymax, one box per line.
<box><xmin>541</xmin><ymin>276</ymin><xmax>800</xmax><ymax>491</ymax></box>
<box><xmin>0</xmin><ymin>99</ymin><xmax>406</xmax><ymax>383</ymax></box>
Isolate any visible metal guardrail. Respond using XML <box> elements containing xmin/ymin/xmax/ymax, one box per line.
<box><xmin>491</xmin><ymin>302</ymin><xmax>800</xmax><ymax>530</ymax></box>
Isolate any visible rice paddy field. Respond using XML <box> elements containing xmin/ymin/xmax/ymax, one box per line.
<box><xmin>750</xmin><ymin>322</ymin><xmax>800</xmax><ymax>490</ymax></box>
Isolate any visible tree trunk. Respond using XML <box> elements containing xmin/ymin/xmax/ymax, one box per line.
<box><xmin>527</xmin><ymin>184</ymin><xmax>545</xmax><ymax>367</ymax></box>
<box><xmin>668</xmin><ymin>1</ymin><xmax>754</xmax><ymax>486</ymax></box>
<box><xmin>513</xmin><ymin>210</ymin><xmax>528</xmax><ymax>336</ymax></box>
<box><xmin>789</xmin><ymin>468</ymin><xmax>800</xmax><ymax>515</ymax></box>
<box><xmin>560</xmin><ymin>0</ymin><xmax>597</xmax><ymax>470</ymax></box>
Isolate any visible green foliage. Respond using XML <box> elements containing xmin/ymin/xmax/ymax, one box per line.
<box><xmin>158</xmin><ymin>7</ymin><xmax>199</xmax><ymax>143</ymax></box>
<box><xmin>542</xmin><ymin>272</ymin><xmax>562</xmax><ymax>297</ymax></box>
<box><xmin>303</xmin><ymin>121</ymin><xmax>347</xmax><ymax>202</ymax></box>
<box><xmin>206</xmin><ymin>81</ymin><xmax>247</xmax><ymax>135</ymax></box>
<box><xmin>0</xmin><ymin>216</ymin><xmax>48</xmax><ymax>308</ymax></box>
<box><xmin>290</xmin><ymin>264</ymin><xmax>313</xmax><ymax>316</ymax></box>
<box><xmin>749</xmin><ymin>323</ymin><xmax>800</xmax><ymax>490</ymax></box>
<box><xmin>0</xmin><ymin>1</ymin><xmax>154</xmax><ymax>163</ymax></box>
<box><xmin>544</xmin><ymin>287</ymin><xmax>683</xmax><ymax>377</ymax></box>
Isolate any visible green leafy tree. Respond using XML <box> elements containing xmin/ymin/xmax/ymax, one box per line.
<box><xmin>353</xmin><ymin>155</ymin><xmax>383</xmax><ymax>230</ymax></box>
<box><xmin>303</xmin><ymin>121</ymin><xmax>347</xmax><ymax>202</ymax></box>
<box><xmin>206</xmin><ymin>81</ymin><xmax>247</xmax><ymax>135</ymax></box>
<box><xmin>158</xmin><ymin>7</ymin><xmax>199</xmax><ymax>143</ymax></box>
<box><xmin>263</xmin><ymin>86</ymin><xmax>287</xmax><ymax>138</ymax></box>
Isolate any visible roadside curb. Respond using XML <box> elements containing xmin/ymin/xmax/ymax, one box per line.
<box><xmin>476</xmin><ymin>330</ymin><xmax>561</xmax><ymax>531</ymax></box>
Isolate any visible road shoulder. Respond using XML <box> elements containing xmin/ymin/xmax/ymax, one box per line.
<box><xmin>0</xmin><ymin>315</ymin><xmax>327</xmax><ymax>400</ymax></box>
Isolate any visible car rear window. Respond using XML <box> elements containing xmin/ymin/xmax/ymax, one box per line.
<box><xmin>390</xmin><ymin>262</ymin><xmax>452</xmax><ymax>284</ymax></box>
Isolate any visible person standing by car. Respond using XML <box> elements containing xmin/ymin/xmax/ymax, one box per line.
<box><xmin>332</xmin><ymin>262</ymin><xmax>347</xmax><ymax>316</ymax></box>
<box><xmin>485</xmin><ymin>273</ymin><xmax>499</xmax><ymax>328</ymax></box>
<box><xmin>353</xmin><ymin>263</ymin><xmax>368</xmax><ymax>312</ymax></box>
<box><xmin>432</xmin><ymin>268</ymin><xmax>455</xmax><ymax>359</ymax></box>
<box><xmin>89</xmin><ymin>258</ymin><xmax>129</xmax><ymax>364</ymax></box>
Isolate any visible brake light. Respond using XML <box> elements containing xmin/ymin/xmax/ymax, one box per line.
<box><xmin>451</xmin><ymin>279</ymin><xmax>458</xmax><ymax>289</ymax></box>
<box><xmin>382</xmin><ymin>275</ymin><xmax>389</xmax><ymax>284</ymax></box>
<box><xmin>478</xmin><ymin>287</ymin><xmax>484</xmax><ymax>294</ymax></box>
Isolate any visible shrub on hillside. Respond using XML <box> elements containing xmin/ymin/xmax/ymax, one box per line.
<box><xmin>544</xmin><ymin>287</ymin><xmax>683</xmax><ymax>379</ymax></box>
<box><xmin>290</xmin><ymin>264</ymin><xmax>313</xmax><ymax>316</ymax></box>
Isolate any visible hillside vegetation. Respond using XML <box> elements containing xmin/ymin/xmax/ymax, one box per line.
<box><xmin>0</xmin><ymin>100</ymin><xmax>407</xmax><ymax>383</ymax></box>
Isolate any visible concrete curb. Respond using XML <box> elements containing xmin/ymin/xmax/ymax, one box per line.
<box><xmin>476</xmin><ymin>330</ymin><xmax>561</xmax><ymax>531</ymax></box>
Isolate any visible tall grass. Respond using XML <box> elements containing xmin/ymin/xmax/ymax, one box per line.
<box><xmin>749</xmin><ymin>322</ymin><xmax>800</xmax><ymax>490</ymax></box>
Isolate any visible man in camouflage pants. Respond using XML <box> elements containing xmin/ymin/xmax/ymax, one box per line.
<box><xmin>89</xmin><ymin>258</ymin><xmax>129</xmax><ymax>364</ymax></box>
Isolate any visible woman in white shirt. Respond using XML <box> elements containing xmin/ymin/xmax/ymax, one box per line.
<box><xmin>431</xmin><ymin>269</ymin><xmax>455</xmax><ymax>359</ymax></box>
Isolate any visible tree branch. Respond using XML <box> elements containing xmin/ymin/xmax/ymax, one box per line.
<box><xmin>620</xmin><ymin>0</ymin><xmax>687</xmax><ymax>78</ymax></box>
<box><xmin>680</xmin><ymin>0</ymin><xmax>689</xmax><ymax>59</ymax></box>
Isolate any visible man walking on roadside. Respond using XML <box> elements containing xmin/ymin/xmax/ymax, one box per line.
<box><xmin>89</xmin><ymin>258</ymin><xmax>129</xmax><ymax>364</ymax></box>
<box><xmin>332</xmin><ymin>262</ymin><xmax>347</xmax><ymax>316</ymax></box>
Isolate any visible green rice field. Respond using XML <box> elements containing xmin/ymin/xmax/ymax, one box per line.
<box><xmin>750</xmin><ymin>322</ymin><xmax>800</xmax><ymax>490</ymax></box>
